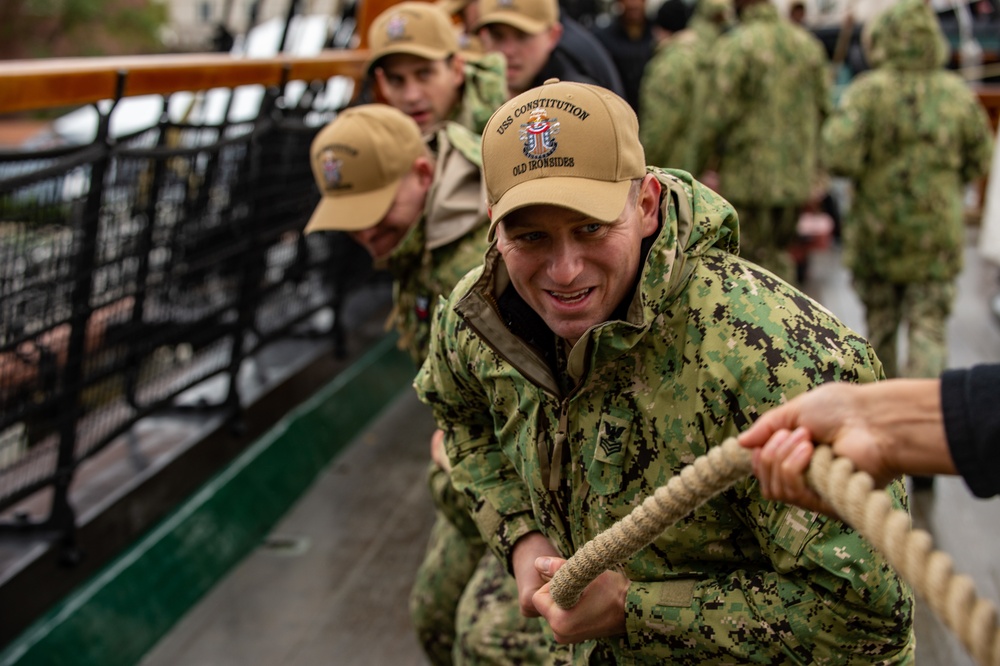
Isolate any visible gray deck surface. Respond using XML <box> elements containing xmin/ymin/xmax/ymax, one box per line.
<box><xmin>141</xmin><ymin>235</ymin><xmax>1000</xmax><ymax>666</ymax></box>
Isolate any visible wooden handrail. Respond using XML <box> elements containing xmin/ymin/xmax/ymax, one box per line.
<box><xmin>0</xmin><ymin>50</ymin><xmax>371</xmax><ymax>114</ymax></box>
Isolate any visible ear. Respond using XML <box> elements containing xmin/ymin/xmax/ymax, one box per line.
<box><xmin>413</xmin><ymin>156</ymin><xmax>435</xmax><ymax>189</ymax></box>
<box><xmin>373</xmin><ymin>67</ymin><xmax>389</xmax><ymax>97</ymax></box>
<box><xmin>450</xmin><ymin>53</ymin><xmax>465</xmax><ymax>86</ymax></box>
<box><xmin>638</xmin><ymin>174</ymin><xmax>661</xmax><ymax>238</ymax></box>
<box><xmin>547</xmin><ymin>23</ymin><xmax>564</xmax><ymax>50</ymax></box>
<box><xmin>490</xmin><ymin>208</ymin><xmax>509</xmax><ymax>254</ymax></box>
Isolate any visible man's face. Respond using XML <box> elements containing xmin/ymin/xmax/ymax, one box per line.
<box><xmin>620</xmin><ymin>0</ymin><xmax>646</xmax><ymax>24</ymax></box>
<box><xmin>374</xmin><ymin>54</ymin><xmax>464</xmax><ymax>134</ymax></box>
<box><xmin>495</xmin><ymin>176</ymin><xmax>660</xmax><ymax>346</ymax></box>
<box><xmin>479</xmin><ymin>23</ymin><xmax>561</xmax><ymax>96</ymax></box>
<box><xmin>349</xmin><ymin>162</ymin><xmax>433</xmax><ymax>260</ymax></box>
<box><xmin>461</xmin><ymin>1</ymin><xmax>480</xmax><ymax>32</ymax></box>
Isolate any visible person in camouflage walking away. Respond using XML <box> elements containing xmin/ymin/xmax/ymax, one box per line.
<box><xmin>367</xmin><ymin>2</ymin><xmax>507</xmax><ymax>135</ymax></box>
<box><xmin>303</xmin><ymin>105</ymin><xmax>547</xmax><ymax>666</ymax></box>
<box><xmin>638</xmin><ymin>0</ymin><xmax>732</xmax><ymax>173</ymax></box>
<box><xmin>415</xmin><ymin>79</ymin><xmax>915</xmax><ymax>663</ymax></box>
<box><xmin>821</xmin><ymin>0</ymin><xmax>993</xmax><ymax>382</ymax></box>
<box><xmin>701</xmin><ymin>0</ymin><xmax>830</xmax><ymax>284</ymax></box>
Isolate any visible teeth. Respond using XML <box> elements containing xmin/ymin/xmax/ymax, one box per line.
<box><xmin>549</xmin><ymin>288</ymin><xmax>590</xmax><ymax>303</ymax></box>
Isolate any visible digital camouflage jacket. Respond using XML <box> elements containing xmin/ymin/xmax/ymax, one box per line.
<box><xmin>415</xmin><ymin>169</ymin><xmax>915</xmax><ymax>664</ymax></box>
<box><xmin>451</xmin><ymin>51</ymin><xmax>508</xmax><ymax>136</ymax></box>
<box><xmin>702</xmin><ymin>2</ymin><xmax>830</xmax><ymax>206</ymax></box>
<box><xmin>639</xmin><ymin>0</ymin><xmax>730</xmax><ymax>173</ymax></box>
<box><xmin>385</xmin><ymin>121</ymin><xmax>489</xmax><ymax>366</ymax></box>
<box><xmin>822</xmin><ymin>0</ymin><xmax>993</xmax><ymax>284</ymax></box>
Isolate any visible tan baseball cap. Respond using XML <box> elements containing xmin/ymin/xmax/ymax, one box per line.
<box><xmin>436</xmin><ymin>0</ymin><xmax>475</xmax><ymax>15</ymax></box>
<box><xmin>482</xmin><ymin>79</ymin><xmax>646</xmax><ymax>237</ymax></box>
<box><xmin>475</xmin><ymin>0</ymin><xmax>558</xmax><ymax>34</ymax></box>
<box><xmin>305</xmin><ymin>104</ymin><xmax>425</xmax><ymax>234</ymax></box>
<box><xmin>367</xmin><ymin>2</ymin><xmax>459</xmax><ymax>71</ymax></box>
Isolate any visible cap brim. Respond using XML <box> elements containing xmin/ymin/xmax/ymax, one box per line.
<box><xmin>367</xmin><ymin>44</ymin><xmax>453</xmax><ymax>72</ymax></box>
<box><xmin>488</xmin><ymin>177</ymin><xmax>632</xmax><ymax>240</ymax></box>
<box><xmin>304</xmin><ymin>179</ymin><xmax>402</xmax><ymax>234</ymax></box>
<box><xmin>474</xmin><ymin>11</ymin><xmax>548</xmax><ymax>34</ymax></box>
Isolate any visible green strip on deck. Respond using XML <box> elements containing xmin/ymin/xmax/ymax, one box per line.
<box><xmin>0</xmin><ymin>335</ymin><xmax>412</xmax><ymax>666</ymax></box>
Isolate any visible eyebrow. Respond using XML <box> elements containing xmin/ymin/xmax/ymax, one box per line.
<box><xmin>502</xmin><ymin>209</ymin><xmax>592</xmax><ymax>231</ymax></box>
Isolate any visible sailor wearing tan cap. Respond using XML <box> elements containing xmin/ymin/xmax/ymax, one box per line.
<box><xmin>474</xmin><ymin>0</ymin><xmax>623</xmax><ymax>98</ymax></box>
<box><xmin>305</xmin><ymin>105</ymin><xmax>548</xmax><ymax>666</ymax></box>
<box><xmin>367</xmin><ymin>1</ymin><xmax>507</xmax><ymax>135</ymax></box>
<box><xmin>414</xmin><ymin>80</ymin><xmax>915</xmax><ymax>662</ymax></box>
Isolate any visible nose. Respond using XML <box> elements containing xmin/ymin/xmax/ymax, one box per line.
<box><xmin>349</xmin><ymin>226</ymin><xmax>378</xmax><ymax>248</ymax></box>
<box><xmin>546</xmin><ymin>239</ymin><xmax>584</xmax><ymax>286</ymax></box>
<box><xmin>495</xmin><ymin>37</ymin><xmax>517</xmax><ymax>60</ymax></box>
<box><xmin>401</xmin><ymin>79</ymin><xmax>423</xmax><ymax>102</ymax></box>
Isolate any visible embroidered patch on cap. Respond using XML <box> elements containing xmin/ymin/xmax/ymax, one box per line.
<box><xmin>319</xmin><ymin>150</ymin><xmax>344</xmax><ymax>190</ymax></box>
<box><xmin>520</xmin><ymin>108</ymin><xmax>559</xmax><ymax>159</ymax></box>
<box><xmin>386</xmin><ymin>14</ymin><xmax>407</xmax><ymax>40</ymax></box>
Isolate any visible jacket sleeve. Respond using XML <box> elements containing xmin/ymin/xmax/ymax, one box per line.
<box><xmin>959</xmin><ymin>86</ymin><xmax>994</xmax><ymax>184</ymax></box>
<box><xmin>700</xmin><ymin>38</ymin><xmax>748</xmax><ymax>165</ymax></box>
<box><xmin>639</xmin><ymin>49</ymin><xmax>693</xmax><ymax>170</ymax></box>
<box><xmin>414</xmin><ymin>293</ymin><xmax>541</xmax><ymax>569</ymax></box>
<box><xmin>821</xmin><ymin>77</ymin><xmax>871</xmax><ymax>179</ymax></box>
<box><xmin>941</xmin><ymin>363</ymin><xmax>1000</xmax><ymax>498</ymax></box>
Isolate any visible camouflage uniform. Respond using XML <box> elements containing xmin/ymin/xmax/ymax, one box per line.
<box><xmin>702</xmin><ymin>1</ymin><xmax>830</xmax><ymax>282</ymax></box>
<box><xmin>416</xmin><ymin>169</ymin><xmax>915</xmax><ymax>664</ymax></box>
<box><xmin>393</xmin><ymin>122</ymin><xmax>548</xmax><ymax>666</ymax></box>
<box><xmin>639</xmin><ymin>0</ymin><xmax>731</xmax><ymax>173</ymax></box>
<box><xmin>821</xmin><ymin>0</ymin><xmax>993</xmax><ymax>379</ymax></box>
<box><xmin>451</xmin><ymin>52</ymin><xmax>509</xmax><ymax>135</ymax></box>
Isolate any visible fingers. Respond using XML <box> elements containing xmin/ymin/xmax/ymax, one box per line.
<box><xmin>769</xmin><ymin>430</ymin><xmax>814</xmax><ymax>502</ymax></box>
<box><xmin>535</xmin><ymin>556</ymin><xmax>564</xmax><ymax>583</ymax></box>
<box><xmin>751</xmin><ymin>428</ymin><xmax>795</xmax><ymax>498</ymax></box>
<box><xmin>751</xmin><ymin>427</ymin><xmax>829</xmax><ymax>514</ymax></box>
<box><xmin>739</xmin><ymin>403</ymin><xmax>798</xmax><ymax>449</ymax></box>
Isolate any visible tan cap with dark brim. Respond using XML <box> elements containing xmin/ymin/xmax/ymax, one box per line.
<box><xmin>474</xmin><ymin>0</ymin><xmax>558</xmax><ymax>34</ymax></box>
<box><xmin>305</xmin><ymin>105</ymin><xmax>425</xmax><ymax>234</ymax></box>
<box><xmin>367</xmin><ymin>2</ymin><xmax>459</xmax><ymax>72</ymax></box>
<box><xmin>481</xmin><ymin>79</ymin><xmax>646</xmax><ymax>239</ymax></box>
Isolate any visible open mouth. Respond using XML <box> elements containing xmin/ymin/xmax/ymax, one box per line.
<box><xmin>548</xmin><ymin>288</ymin><xmax>592</xmax><ymax>305</ymax></box>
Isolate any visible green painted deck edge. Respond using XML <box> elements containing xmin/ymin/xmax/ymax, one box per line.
<box><xmin>0</xmin><ymin>335</ymin><xmax>413</xmax><ymax>666</ymax></box>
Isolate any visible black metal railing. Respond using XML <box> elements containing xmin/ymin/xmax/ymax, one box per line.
<box><xmin>0</xmin><ymin>54</ymin><xmax>376</xmax><ymax>549</ymax></box>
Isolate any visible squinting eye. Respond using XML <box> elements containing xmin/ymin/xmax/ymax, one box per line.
<box><xmin>581</xmin><ymin>223</ymin><xmax>602</xmax><ymax>234</ymax></box>
<box><xmin>518</xmin><ymin>231</ymin><xmax>544</xmax><ymax>242</ymax></box>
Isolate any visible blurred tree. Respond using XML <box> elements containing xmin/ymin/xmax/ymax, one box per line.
<box><xmin>0</xmin><ymin>0</ymin><xmax>168</xmax><ymax>59</ymax></box>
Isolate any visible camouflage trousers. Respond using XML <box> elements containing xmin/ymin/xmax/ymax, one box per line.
<box><xmin>731</xmin><ymin>202</ymin><xmax>801</xmax><ymax>285</ymax></box>
<box><xmin>410</xmin><ymin>511</ymin><xmax>550</xmax><ymax>664</ymax></box>
<box><xmin>854</xmin><ymin>279</ymin><xmax>956</xmax><ymax>379</ymax></box>
<box><xmin>454</xmin><ymin>548</ymin><xmax>554</xmax><ymax>665</ymax></box>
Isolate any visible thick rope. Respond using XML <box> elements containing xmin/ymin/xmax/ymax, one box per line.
<box><xmin>548</xmin><ymin>437</ymin><xmax>1000</xmax><ymax>666</ymax></box>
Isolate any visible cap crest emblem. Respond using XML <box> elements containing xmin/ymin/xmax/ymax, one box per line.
<box><xmin>386</xmin><ymin>15</ymin><xmax>407</xmax><ymax>40</ymax></box>
<box><xmin>520</xmin><ymin>108</ymin><xmax>559</xmax><ymax>159</ymax></box>
<box><xmin>320</xmin><ymin>149</ymin><xmax>343</xmax><ymax>189</ymax></box>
